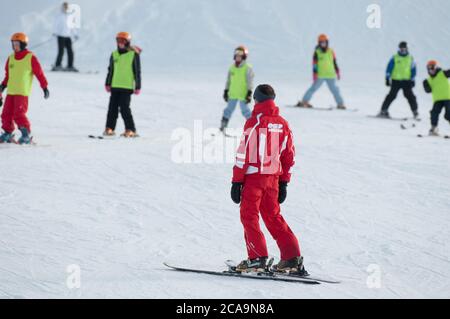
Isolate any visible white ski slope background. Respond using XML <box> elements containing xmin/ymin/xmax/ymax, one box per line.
<box><xmin>0</xmin><ymin>0</ymin><xmax>450</xmax><ymax>299</ymax></box>
<box><xmin>0</xmin><ymin>71</ymin><xmax>449</xmax><ymax>299</ymax></box>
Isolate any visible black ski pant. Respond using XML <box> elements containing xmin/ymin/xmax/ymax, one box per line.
<box><xmin>106</xmin><ymin>91</ymin><xmax>136</xmax><ymax>132</ymax></box>
<box><xmin>430</xmin><ymin>100</ymin><xmax>450</xmax><ymax>127</ymax></box>
<box><xmin>55</xmin><ymin>36</ymin><xmax>74</xmax><ymax>68</ymax></box>
<box><xmin>381</xmin><ymin>80</ymin><xmax>418</xmax><ymax>113</ymax></box>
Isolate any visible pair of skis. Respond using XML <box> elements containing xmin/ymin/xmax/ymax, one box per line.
<box><xmin>288</xmin><ymin>104</ymin><xmax>359</xmax><ymax>112</ymax></box>
<box><xmin>0</xmin><ymin>136</ymin><xmax>38</xmax><ymax>146</ymax></box>
<box><xmin>50</xmin><ymin>69</ymin><xmax>100</xmax><ymax>75</ymax></box>
<box><xmin>367</xmin><ymin>114</ymin><xmax>421</xmax><ymax>122</ymax></box>
<box><xmin>164</xmin><ymin>260</ymin><xmax>340</xmax><ymax>285</ymax></box>
<box><xmin>417</xmin><ymin>133</ymin><xmax>450</xmax><ymax>139</ymax></box>
<box><xmin>396</xmin><ymin>119</ymin><xmax>450</xmax><ymax>139</ymax></box>
<box><xmin>88</xmin><ymin>134</ymin><xmax>140</xmax><ymax>140</ymax></box>
<box><xmin>211</xmin><ymin>130</ymin><xmax>241</xmax><ymax>139</ymax></box>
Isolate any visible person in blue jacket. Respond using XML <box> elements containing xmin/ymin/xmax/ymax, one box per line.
<box><xmin>379</xmin><ymin>42</ymin><xmax>419</xmax><ymax>119</ymax></box>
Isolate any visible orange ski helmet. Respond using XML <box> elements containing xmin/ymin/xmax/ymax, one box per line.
<box><xmin>427</xmin><ymin>60</ymin><xmax>438</xmax><ymax>69</ymax></box>
<box><xmin>116</xmin><ymin>32</ymin><xmax>132</xmax><ymax>43</ymax></box>
<box><xmin>318</xmin><ymin>34</ymin><xmax>329</xmax><ymax>43</ymax></box>
<box><xmin>11</xmin><ymin>32</ymin><xmax>29</xmax><ymax>44</ymax></box>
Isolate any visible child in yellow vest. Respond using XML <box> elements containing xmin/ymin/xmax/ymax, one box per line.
<box><xmin>0</xmin><ymin>33</ymin><xmax>49</xmax><ymax>145</ymax></box>
<box><xmin>104</xmin><ymin>32</ymin><xmax>141</xmax><ymax>138</ymax></box>
<box><xmin>220</xmin><ymin>46</ymin><xmax>254</xmax><ymax>132</ymax></box>
<box><xmin>297</xmin><ymin>34</ymin><xmax>345</xmax><ymax>110</ymax></box>
<box><xmin>379</xmin><ymin>42</ymin><xmax>419</xmax><ymax>119</ymax></box>
<box><xmin>423</xmin><ymin>60</ymin><xmax>450</xmax><ymax>136</ymax></box>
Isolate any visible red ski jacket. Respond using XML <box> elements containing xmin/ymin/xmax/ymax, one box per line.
<box><xmin>1</xmin><ymin>50</ymin><xmax>48</xmax><ymax>90</ymax></box>
<box><xmin>233</xmin><ymin>100</ymin><xmax>296</xmax><ymax>183</ymax></box>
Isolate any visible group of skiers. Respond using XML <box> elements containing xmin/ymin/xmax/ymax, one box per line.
<box><xmin>220</xmin><ymin>36</ymin><xmax>450</xmax><ymax>273</ymax></box>
<box><xmin>0</xmin><ymin>17</ymin><xmax>449</xmax><ymax>275</ymax></box>
<box><xmin>380</xmin><ymin>41</ymin><xmax>450</xmax><ymax>135</ymax></box>
<box><xmin>0</xmin><ymin>29</ymin><xmax>142</xmax><ymax>144</ymax></box>
<box><xmin>221</xmin><ymin>37</ymin><xmax>450</xmax><ymax>140</ymax></box>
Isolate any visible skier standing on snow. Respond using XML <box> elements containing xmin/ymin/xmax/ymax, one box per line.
<box><xmin>0</xmin><ymin>33</ymin><xmax>49</xmax><ymax>145</ymax></box>
<box><xmin>103</xmin><ymin>32</ymin><xmax>141</xmax><ymax>138</ymax></box>
<box><xmin>297</xmin><ymin>34</ymin><xmax>346</xmax><ymax>110</ymax></box>
<box><xmin>220</xmin><ymin>46</ymin><xmax>255</xmax><ymax>132</ymax></box>
<box><xmin>423</xmin><ymin>60</ymin><xmax>450</xmax><ymax>136</ymax></box>
<box><xmin>52</xmin><ymin>2</ymin><xmax>79</xmax><ymax>72</ymax></box>
<box><xmin>231</xmin><ymin>84</ymin><xmax>308</xmax><ymax>275</ymax></box>
<box><xmin>378</xmin><ymin>42</ymin><xmax>419</xmax><ymax>119</ymax></box>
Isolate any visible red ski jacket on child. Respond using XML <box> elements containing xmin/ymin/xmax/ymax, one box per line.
<box><xmin>233</xmin><ymin>99</ymin><xmax>296</xmax><ymax>183</ymax></box>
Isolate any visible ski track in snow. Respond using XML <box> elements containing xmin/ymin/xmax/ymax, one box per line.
<box><xmin>0</xmin><ymin>71</ymin><xmax>449</xmax><ymax>299</ymax></box>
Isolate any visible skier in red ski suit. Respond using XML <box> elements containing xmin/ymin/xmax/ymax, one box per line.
<box><xmin>231</xmin><ymin>84</ymin><xmax>307</xmax><ymax>275</ymax></box>
<box><xmin>0</xmin><ymin>33</ymin><xmax>49</xmax><ymax>144</ymax></box>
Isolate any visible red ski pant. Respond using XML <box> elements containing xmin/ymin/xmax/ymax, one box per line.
<box><xmin>240</xmin><ymin>175</ymin><xmax>301</xmax><ymax>260</ymax></box>
<box><xmin>1</xmin><ymin>95</ymin><xmax>30</xmax><ymax>133</ymax></box>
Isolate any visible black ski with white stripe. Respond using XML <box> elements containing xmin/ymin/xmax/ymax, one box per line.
<box><xmin>163</xmin><ymin>263</ymin><xmax>321</xmax><ymax>285</ymax></box>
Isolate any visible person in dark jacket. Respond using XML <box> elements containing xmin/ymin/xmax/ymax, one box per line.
<box><xmin>379</xmin><ymin>42</ymin><xmax>419</xmax><ymax>119</ymax></box>
<box><xmin>104</xmin><ymin>32</ymin><xmax>141</xmax><ymax>138</ymax></box>
<box><xmin>423</xmin><ymin>60</ymin><xmax>450</xmax><ymax>136</ymax></box>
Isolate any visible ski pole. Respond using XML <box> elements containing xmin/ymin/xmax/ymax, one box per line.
<box><xmin>29</xmin><ymin>37</ymin><xmax>54</xmax><ymax>50</ymax></box>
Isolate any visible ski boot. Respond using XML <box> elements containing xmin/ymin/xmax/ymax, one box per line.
<box><xmin>413</xmin><ymin>111</ymin><xmax>420</xmax><ymax>120</ymax></box>
<box><xmin>121</xmin><ymin>130</ymin><xmax>138</xmax><ymax>138</ymax></box>
<box><xmin>377</xmin><ymin>110</ymin><xmax>391</xmax><ymax>119</ymax></box>
<box><xmin>220</xmin><ymin>117</ymin><xmax>229</xmax><ymax>132</ymax></box>
<box><xmin>103</xmin><ymin>128</ymin><xmax>116</xmax><ymax>137</ymax></box>
<box><xmin>51</xmin><ymin>65</ymin><xmax>64</xmax><ymax>72</ymax></box>
<box><xmin>235</xmin><ymin>257</ymin><xmax>269</xmax><ymax>273</ymax></box>
<box><xmin>17</xmin><ymin>128</ymin><xmax>32</xmax><ymax>145</ymax></box>
<box><xmin>429</xmin><ymin>126</ymin><xmax>439</xmax><ymax>137</ymax></box>
<box><xmin>0</xmin><ymin>131</ymin><xmax>14</xmax><ymax>144</ymax></box>
<box><xmin>296</xmin><ymin>101</ymin><xmax>313</xmax><ymax>108</ymax></box>
<box><xmin>337</xmin><ymin>105</ymin><xmax>347</xmax><ymax>110</ymax></box>
<box><xmin>272</xmin><ymin>256</ymin><xmax>309</xmax><ymax>277</ymax></box>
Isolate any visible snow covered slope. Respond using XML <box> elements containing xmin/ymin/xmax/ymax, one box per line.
<box><xmin>1</xmin><ymin>1</ymin><xmax>450</xmax><ymax>299</ymax></box>
<box><xmin>1</xmin><ymin>71</ymin><xmax>449</xmax><ymax>299</ymax></box>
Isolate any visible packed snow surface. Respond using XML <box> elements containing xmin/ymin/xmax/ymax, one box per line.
<box><xmin>1</xmin><ymin>0</ymin><xmax>449</xmax><ymax>298</ymax></box>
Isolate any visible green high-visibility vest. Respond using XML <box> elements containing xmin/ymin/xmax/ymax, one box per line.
<box><xmin>427</xmin><ymin>70</ymin><xmax>450</xmax><ymax>103</ymax></box>
<box><xmin>111</xmin><ymin>50</ymin><xmax>136</xmax><ymax>90</ymax></box>
<box><xmin>228</xmin><ymin>63</ymin><xmax>250</xmax><ymax>101</ymax></box>
<box><xmin>316</xmin><ymin>48</ymin><xmax>337</xmax><ymax>79</ymax></box>
<box><xmin>391</xmin><ymin>54</ymin><xmax>413</xmax><ymax>81</ymax></box>
<box><xmin>7</xmin><ymin>53</ymin><xmax>33</xmax><ymax>96</ymax></box>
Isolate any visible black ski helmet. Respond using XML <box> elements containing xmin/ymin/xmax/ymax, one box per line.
<box><xmin>399</xmin><ymin>41</ymin><xmax>408</xmax><ymax>49</ymax></box>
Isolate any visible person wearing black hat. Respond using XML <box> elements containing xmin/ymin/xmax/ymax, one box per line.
<box><xmin>379</xmin><ymin>42</ymin><xmax>419</xmax><ymax>119</ymax></box>
<box><xmin>231</xmin><ymin>84</ymin><xmax>308</xmax><ymax>276</ymax></box>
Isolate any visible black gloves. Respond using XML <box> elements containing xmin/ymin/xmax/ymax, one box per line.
<box><xmin>246</xmin><ymin>90</ymin><xmax>252</xmax><ymax>104</ymax></box>
<box><xmin>385</xmin><ymin>78</ymin><xmax>391</xmax><ymax>87</ymax></box>
<box><xmin>231</xmin><ymin>181</ymin><xmax>288</xmax><ymax>205</ymax></box>
<box><xmin>0</xmin><ymin>85</ymin><xmax>5</xmax><ymax>108</ymax></box>
<box><xmin>223</xmin><ymin>90</ymin><xmax>229</xmax><ymax>103</ymax></box>
<box><xmin>43</xmin><ymin>88</ymin><xmax>50</xmax><ymax>99</ymax></box>
<box><xmin>410</xmin><ymin>80</ymin><xmax>415</xmax><ymax>88</ymax></box>
<box><xmin>231</xmin><ymin>182</ymin><xmax>243</xmax><ymax>204</ymax></box>
<box><xmin>278</xmin><ymin>182</ymin><xmax>288</xmax><ymax>204</ymax></box>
